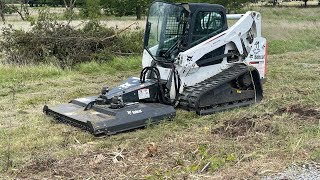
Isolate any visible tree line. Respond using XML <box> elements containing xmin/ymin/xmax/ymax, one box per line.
<box><xmin>0</xmin><ymin>0</ymin><xmax>318</xmax><ymax>23</ymax></box>
<box><xmin>28</xmin><ymin>0</ymin><xmax>256</xmax><ymax>19</ymax></box>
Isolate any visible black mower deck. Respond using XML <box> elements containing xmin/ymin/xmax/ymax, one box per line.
<box><xmin>44</xmin><ymin>96</ymin><xmax>176</xmax><ymax>136</ymax></box>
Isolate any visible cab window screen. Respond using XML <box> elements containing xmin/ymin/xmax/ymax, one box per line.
<box><xmin>193</xmin><ymin>11</ymin><xmax>224</xmax><ymax>42</ymax></box>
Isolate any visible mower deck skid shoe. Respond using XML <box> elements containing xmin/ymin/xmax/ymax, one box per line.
<box><xmin>43</xmin><ymin>96</ymin><xmax>176</xmax><ymax>136</ymax></box>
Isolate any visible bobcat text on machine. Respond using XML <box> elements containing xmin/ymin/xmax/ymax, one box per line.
<box><xmin>43</xmin><ymin>1</ymin><xmax>268</xmax><ymax>136</ymax></box>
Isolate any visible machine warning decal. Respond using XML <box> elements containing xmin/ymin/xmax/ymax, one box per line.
<box><xmin>254</xmin><ymin>55</ymin><xmax>265</xmax><ymax>59</ymax></box>
<box><xmin>187</xmin><ymin>56</ymin><xmax>193</xmax><ymax>62</ymax></box>
<box><xmin>127</xmin><ymin>109</ymin><xmax>143</xmax><ymax>115</ymax></box>
<box><xmin>64</xmin><ymin>112</ymin><xmax>76</xmax><ymax>116</ymax></box>
<box><xmin>119</xmin><ymin>82</ymin><xmax>134</xmax><ymax>89</ymax></box>
<box><xmin>138</xmin><ymin>88</ymin><xmax>150</xmax><ymax>100</ymax></box>
<box><xmin>253</xmin><ymin>41</ymin><xmax>261</xmax><ymax>54</ymax></box>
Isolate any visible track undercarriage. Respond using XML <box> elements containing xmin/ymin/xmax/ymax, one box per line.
<box><xmin>180</xmin><ymin>63</ymin><xmax>263</xmax><ymax>115</ymax></box>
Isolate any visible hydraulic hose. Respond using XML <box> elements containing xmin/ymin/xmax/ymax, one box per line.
<box><xmin>140</xmin><ymin>65</ymin><xmax>180</xmax><ymax>105</ymax></box>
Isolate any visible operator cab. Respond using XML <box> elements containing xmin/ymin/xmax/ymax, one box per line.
<box><xmin>144</xmin><ymin>1</ymin><xmax>228</xmax><ymax>63</ymax></box>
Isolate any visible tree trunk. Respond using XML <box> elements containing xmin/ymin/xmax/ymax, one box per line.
<box><xmin>0</xmin><ymin>0</ymin><xmax>5</xmax><ymax>24</ymax></box>
<box><xmin>136</xmin><ymin>5</ymin><xmax>141</xmax><ymax>20</ymax></box>
<box><xmin>11</xmin><ymin>1</ymin><xmax>29</xmax><ymax>21</ymax></box>
<box><xmin>63</xmin><ymin>0</ymin><xmax>76</xmax><ymax>11</ymax></box>
<box><xmin>272</xmin><ymin>0</ymin><xmax>276</xmax><ymax>6</ymax></box>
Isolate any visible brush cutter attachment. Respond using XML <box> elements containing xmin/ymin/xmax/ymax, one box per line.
<box><xmin>44</xmin><ymin>77</ymin><xmax>176</xmax><ymax>136</ymax></box>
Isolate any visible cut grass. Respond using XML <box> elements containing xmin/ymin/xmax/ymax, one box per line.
<box><xmin>0</xmin><ymin>6</ymin><xmax>319</xmax><ymax>179</ymax></box>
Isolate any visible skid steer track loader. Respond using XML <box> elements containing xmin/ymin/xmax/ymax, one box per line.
<box><xmin>44</xmin><ymin>1</ymin><xmax>268</xmax><ymax>136</ymax></box>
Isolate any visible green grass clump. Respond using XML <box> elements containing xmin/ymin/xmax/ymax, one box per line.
<box><xmin>75</xmin><ymin>56</ymin><xmax>141</xmax><ymax>74</ymax></box>
<box><xmin>0</xmin><ymin>65</ymin><xmax>65</xmax><ymax>85</ymax></box>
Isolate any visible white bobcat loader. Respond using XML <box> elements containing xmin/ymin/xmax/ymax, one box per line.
<box><xmin>44</xmin><ymin>1</ymin><xmax>268</xmax><ymax>135</ymax></box>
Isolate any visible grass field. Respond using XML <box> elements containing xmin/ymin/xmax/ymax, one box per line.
<box><xmin>0</xmin><ymin>7</ymin><xmax>320</xmax><ymax>179</ymax></box>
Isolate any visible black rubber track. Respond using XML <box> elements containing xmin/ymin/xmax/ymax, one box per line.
<box><xmin>179</xmin><ymin>63</ymin><xmax>259</xmax><ymax>115</ymax></box>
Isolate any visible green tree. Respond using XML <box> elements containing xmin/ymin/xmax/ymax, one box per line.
<box><xmin>101</xmin><ymin>0</ymin><xmax>125</xmax><ymax>17</ymax></box>
<box><xmin>101</xmin><ymin>0</ymin><xmax>149</xmax><ymax>19</ymax></box>
<box><xmin>81</xmin><ymin>0</ymin><xmax>101</xmax><ymax>19</ymax></box>
<box><xmin>134</xmin><ymin>0</ymin><xmax>150</xmax><ymax>20</ymax></box>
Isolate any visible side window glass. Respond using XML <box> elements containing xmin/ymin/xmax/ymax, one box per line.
<box><xmin>193</xmin><ymin>11</ymin><xmax>224</xmax><ymax>43</ymax></box>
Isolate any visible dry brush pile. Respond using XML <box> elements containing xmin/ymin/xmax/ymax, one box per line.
<box><xmin>0</xmin><ymin>9</ymin><xmax>144</xmax><ymax>68</ymax></box>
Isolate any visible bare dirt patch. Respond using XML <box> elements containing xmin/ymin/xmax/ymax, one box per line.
<box><xmin>274</xmin><ymin>104</ymin><xmax>320</xmax><ymax>120</ymax></box>
<box><xmin>24</xmin><ymin>156</ymin><xmax>57</xmax><ymax>174</ymax></box>
<box><xmin>211</xmin><ymin>104</ymin><xmax>319</xmax><ymax>138</ymax></box>
<box><xmin>212</xmin><ymin>117</ymin><xmax>257</xmax><ymax>138</ymax></box>
<box><xmin>211</xmin><ymin>117</ymin><xmax>280</xmax><ymax>139</ymax></box>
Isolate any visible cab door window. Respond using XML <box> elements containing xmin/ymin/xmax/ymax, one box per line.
<box><xmin>193</xmin><ymin>11</ymin><xmax>224</xmax><ymax>42</ymax></box>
